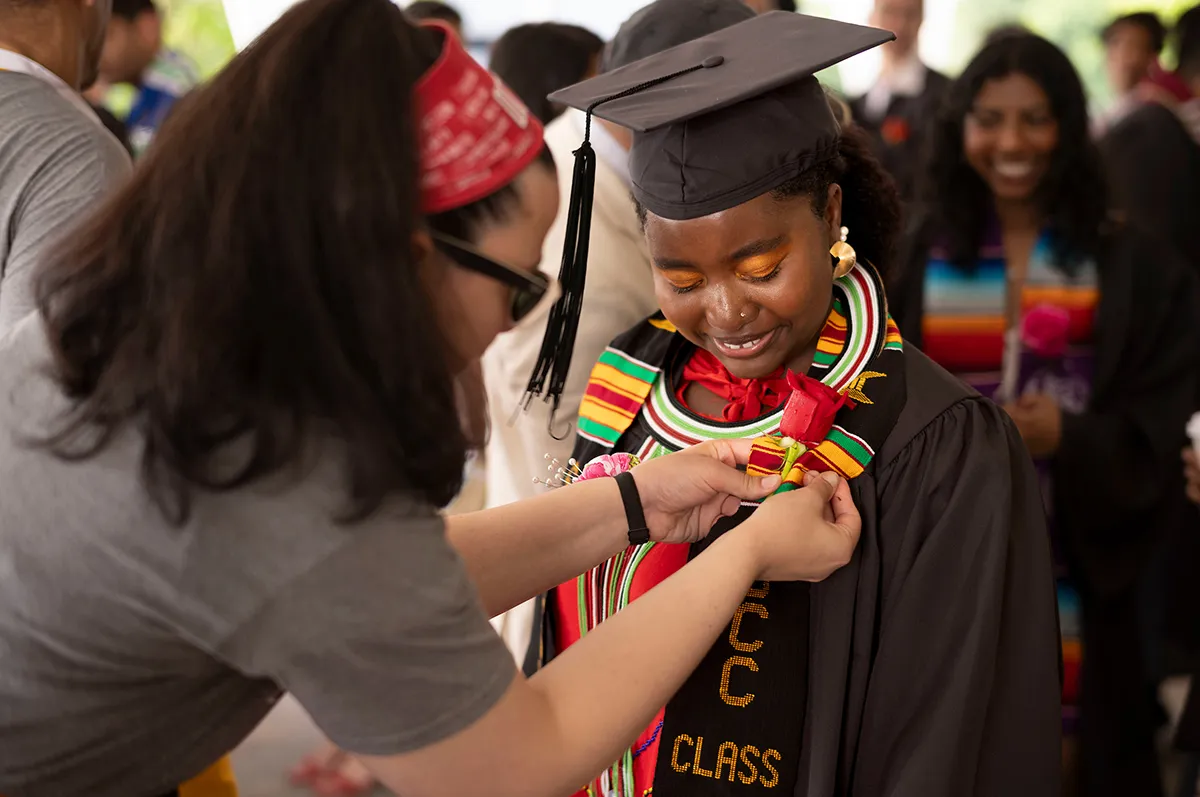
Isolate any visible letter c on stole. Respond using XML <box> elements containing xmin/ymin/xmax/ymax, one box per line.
<box><xmin>671</xmin><ymin>734</ymin><xmax>693</xmax><ymax>773</ymax></box>
<box><xmin>729</xmin><ymin>602</ymin><xmax>768</xmax><ymax>653</ymax></box>
<box><xmin>720</xmin><ymin>656</ymin><xmax>759</xmax><ymax>707</ymax></box>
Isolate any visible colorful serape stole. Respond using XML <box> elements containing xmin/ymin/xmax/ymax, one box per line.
<box><xmin>921</xmin><ymin>229</ymin><xmax>1097</xmax><ymax>375</ymax></box>
<box><xmin>920</xmin><ymin>226</ymin><xmax>1097</xmax><ymax>738</ymax></box>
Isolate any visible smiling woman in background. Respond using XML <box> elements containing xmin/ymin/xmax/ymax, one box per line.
<box><xmin>892</xmin><ymin>32</ymin><xmax>1199</xmax><ymax>797</ymax></box>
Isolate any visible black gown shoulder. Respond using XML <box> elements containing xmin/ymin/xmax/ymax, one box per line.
<box><xmin>821</xmin><ymin>344</ymin><xmax>1061</xmax><ymax>797</ymax></box>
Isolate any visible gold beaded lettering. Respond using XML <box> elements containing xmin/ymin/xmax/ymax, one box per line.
<box><xmin>720</xmin><ymin>656</ymin><xmax>759</xmax><ymax>707</ymax></box>
<box><xmin>670</xmin><ymin>735</ymin><xmax>692</xmax><ymax>773</ymax></box>
<box><xmin>714</xmin><ymin>742</ymin><xmax>739</xmax><ymax>781</ymax></box>
<box><xmin>729</xmin><ymin>602</ymin><xmax>768</xmax><ymax>653</ymax></box>
<box><xmin>738</xmin><ymin>744</ymin><xmax>760</xmax><ymax>785</ymax></box>
<box><xmin>762</xmin><ymin>749</ymin><xmax>782</xmax><ymax>788</ymax></box>
<box><xmin>692</xmin><ymin>736</ymin><xmax>715</xmax><ymax>778</ymax></box>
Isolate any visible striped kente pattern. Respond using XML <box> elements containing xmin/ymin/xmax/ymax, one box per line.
<box><xmin>578</xmin><ymin>350</ymin><xmax>661</xmax><ymax>447</ymax></box>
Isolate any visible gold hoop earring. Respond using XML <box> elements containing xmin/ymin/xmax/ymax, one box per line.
<box><xmin>830</xmin><ymin>225</ymin><xmax>857</xmax><ymax>279</ymax></box>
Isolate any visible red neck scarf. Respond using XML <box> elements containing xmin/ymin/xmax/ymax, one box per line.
<box><xmin>678</xmin><ymin>349</ymin><xmax>791</xmax><ymax>422</ymax></box>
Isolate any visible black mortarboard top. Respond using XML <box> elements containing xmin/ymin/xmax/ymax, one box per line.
<box><xmin>522</xmin><ymin>11</ymin><xmax>894</xmax><ymax>419</ymax></box>
<box><xmin>554</xmin><ymin>11</ymin><xmax>894</xmax><ymax>219</ymax></box>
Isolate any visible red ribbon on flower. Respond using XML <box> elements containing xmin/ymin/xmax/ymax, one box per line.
<box><xmin>780</xmin><ymin>371</ymin><xmax>852</xmax><ymax>445</ymax></box>
<box><xmin>679</xmin><ymin>349</ymin><xmax>791</xmax><ymax>422</ymax></box>
<box><xmin>414</xmin><ymin>21</ymin><xmax>545</xmax><ymax>214</ymax></box>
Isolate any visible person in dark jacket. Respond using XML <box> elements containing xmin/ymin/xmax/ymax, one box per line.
<box><xmin>1101</xmin><ymin>6</ymin><xmax>1200</xmax><ymax>275</ymax></box>
<box><xmin>849</xmin><ymin>0</ymin><xmax>949</xmax><ymax>202</ymax></box>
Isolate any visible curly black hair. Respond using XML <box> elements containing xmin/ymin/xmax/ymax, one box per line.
<box><xmin>920</xmin><ymin>33</ymin><xmax>1108</xmax><ymax>271</ymax></box>
<box><xmin>636</xmin><ymin>124</ymin><xmax>902</xmax><ymax>282</ymax></box>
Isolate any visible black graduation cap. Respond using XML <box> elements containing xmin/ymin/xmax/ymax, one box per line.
<box><xmin>522</xmin><ymin>11</ymin><xmax>895</xmax><ymax>417</ymax></box>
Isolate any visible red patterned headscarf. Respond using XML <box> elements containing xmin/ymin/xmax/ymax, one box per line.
<box><xmin>415</xmin><ymin>21</ymin><xmax>546</xmax><ymax>214</ymax></box>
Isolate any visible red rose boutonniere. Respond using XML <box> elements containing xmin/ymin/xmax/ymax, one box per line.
<box><xmin>881</xmin><ymin>115</ymin><xmax>911</xmax><ymax>146</ymax></box>
<box><xmin>780</xmin><ymin>371</ymin><xmax>853</xmax><ymax>445</ymax></box>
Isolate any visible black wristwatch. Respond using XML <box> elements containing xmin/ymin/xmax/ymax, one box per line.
<box><xmin>614</xmin><ymin>471</ymin><xmax>651</xmax><ymax>546</ymax></box>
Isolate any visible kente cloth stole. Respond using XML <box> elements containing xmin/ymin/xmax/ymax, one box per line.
<box><xmin>572</xmin><ymin>263</ymin><xmax>908</xmax><ymax>797</ymax></box>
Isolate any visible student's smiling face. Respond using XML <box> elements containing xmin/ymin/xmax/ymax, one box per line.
<box><xmin>643</xmin><ymin>185</ymin><xmax>844</xmax><ymax>380</ymax></box>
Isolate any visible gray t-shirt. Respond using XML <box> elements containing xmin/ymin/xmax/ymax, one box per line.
<box><xmin>0</xmin><ymin>72</ymin><xmax>131</xmax><ymax>334</ymax></box>
<box><xmin>0</xmin><ymin>319</ymin><xmax>515</xmax><ymax>797</ymax></box>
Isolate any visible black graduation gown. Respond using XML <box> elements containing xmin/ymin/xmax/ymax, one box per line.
<box><xmin>1101</xmin><ymin>102</ymin><xmax>1200</xmax><ymax>277</ymax></box>
<box><xmin>1102</xmin><ymin>100</ymin><xmax>1200</xmax><ymax>698</ymax></box>
<box><xmin>891</xmin><ymin>219</ymin><xmax>1200</xmax><ymax>796</ymax></box>
<box><xmin>848</xmin><ymin>67</ymin><xmax>951</xmax><ymax>203</ymax></box>
<box><xmin>797</xmin><ymin>347</ymin><xmax>1060</xmax><ymax>796</ymax></box>
<box><xmin>550</xmin><ymin>338</ymin><xmax>1062</xmax><ymax>796</ymax></box>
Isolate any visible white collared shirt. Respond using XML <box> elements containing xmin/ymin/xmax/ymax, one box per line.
<box><xmin>862</xmin><ymin>54</ymin><xmax>928</xmax><ymax>123</ymax></box>
<box><xmin>0</xmin><ymin>48</ymin><xmax>103</xmax><ymax>130</ymax></box>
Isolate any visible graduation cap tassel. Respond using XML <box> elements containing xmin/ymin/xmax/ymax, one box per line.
<box><xmin>522</xmin><ymin>135</ymin><xmax>595</xmax><ymax>428</ymax></box>
<box><xmin>523</xmin><ymin>61</ymin><xmax>717</xmax><ymax>431</ymax></box>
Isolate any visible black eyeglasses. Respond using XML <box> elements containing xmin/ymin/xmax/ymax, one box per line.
<box><xmin>431</xmin><ymin>231</ymin><xmax>560</xmax><ymax>325</ymax></box>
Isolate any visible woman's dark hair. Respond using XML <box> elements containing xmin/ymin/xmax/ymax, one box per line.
<box><xmin>405</xmin><ymin>0</ymin><xmax>461</xmax><ymax>28</ymax></box>
<box><xmin>34</xmin><ymin>0</ymin><xmax>493</xmax><ymax>523</ymax></box>
<box><xmin>1178</xmin><ymin>5</ymin><xmax>1200</xmax><ymax>80</ymax></box>
<box><xmin>1103</xmin><ymin>11</ymin><xmax>1167</xmax><ymax>54</ymax></box>
<box><xmin>636</xmin><ymin>124</ymin><xmax>902</xmax><ymax>283</ymax></box>
<box><xmin>921</xmin><ymin>33</ymin><xmax>1108</xmax><ymax>269</ymax></box>
<box><xmin>490</xmin><ymin>23</ymin><xmax>605</xmax><ymax>125</ymax></box>
<box><xmin>111</xmin><ymin>0</ymin><xmax>157</xmax><ymax>21</ymax></box>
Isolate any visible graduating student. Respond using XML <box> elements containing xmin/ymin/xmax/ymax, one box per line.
<box><xmin>522</xmin><ymin>12</ymin><xmax>1061</xmax><ymax>797</ymax></box>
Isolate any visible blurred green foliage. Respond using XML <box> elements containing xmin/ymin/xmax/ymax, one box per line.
<box><xmin>157</xmin><ymin>0</ymin><xmax>236</xmax><ymax>79</ymax></box>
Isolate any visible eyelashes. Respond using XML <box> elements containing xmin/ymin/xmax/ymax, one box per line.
<box><xmin>664</xmin><ymin>261</ymin><xmax>784</xmax><ymax>294</ymax></box>
<box><xmin>742</xmin><ymin>264</ymin><xmax>782</xmax><ymax>283</ymax></box>
<box><xmin>669</xmin><ymin>280</ymin><xmax>702</xmax><ymax>295</ymax></box>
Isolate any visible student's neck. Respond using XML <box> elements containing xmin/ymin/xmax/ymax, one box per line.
<box><xmin>995</xmin><ymin>198</ymin><xmax>1042</xmax><ymax>237</ymax></box>
<box><xmin>783</xmin><ymin>297</ymin><xmax>835</xmax><ymax>376</ymax></box>
<box><xmin>0</xmin><ymin>20</ymin><xmax>78</xmax><ymax>89</ymax></box>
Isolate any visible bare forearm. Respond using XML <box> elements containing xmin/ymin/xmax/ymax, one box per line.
<box><xmin>520</xmin><ymin>531</ymin><xmax>758</xmax><ymax>796</ymax></box>
<box><xmin>445</xmin><ymin>478</ymin><xmax>628</xmax><ymax>617</ymax></box>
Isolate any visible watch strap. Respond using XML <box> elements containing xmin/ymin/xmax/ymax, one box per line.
<box><xmin>614</xmin><ymin>471</ymin><xmax>651</xmax><ymax>546</ymax></box>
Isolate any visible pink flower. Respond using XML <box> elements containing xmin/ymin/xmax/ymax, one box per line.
<box><xmin>1021</xmin><ymin>304</ymin><xmax>1071</xmax><ymax>359</ymax></box>
<box><xmin>577</xmin><ymin>452</ymin><xmax>640</xmax><ymax>481</ymax></box>
<box><xmin>780</xmin><ymin>371</ymin><xmax>852</xmax><ymax>445</ymax></box>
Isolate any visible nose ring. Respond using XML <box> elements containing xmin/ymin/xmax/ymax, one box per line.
<box><xmin>740</xmin><ymin>311</ymin><xmax>747</xmax><ymax>319</ymax></box>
